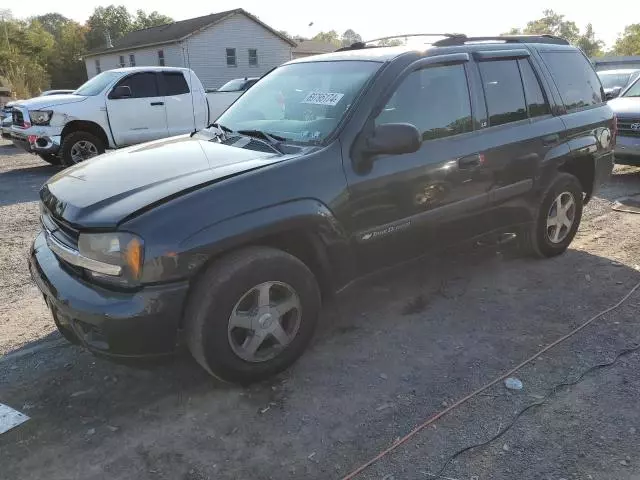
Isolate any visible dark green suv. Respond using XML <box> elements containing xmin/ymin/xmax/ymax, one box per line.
<box><xmin>30</xmin><ymin>34</ymin><xmax>614</xmax><ymax>383</ymax></box>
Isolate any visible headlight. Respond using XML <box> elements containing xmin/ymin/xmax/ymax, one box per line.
<box><xmin>78</xmin><ymin>232</ymin><xmax>144</xmax><ymax>287</ymax></box>
<box><xmin>29</xmin><ymin>110</ymin><xmax>53</xmax><ymax>125</ymax></box>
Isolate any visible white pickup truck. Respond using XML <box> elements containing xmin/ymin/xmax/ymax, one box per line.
<box><xmin>10</xmin><ymin>67</ymin><xmax>250</xmax><ymax>166</ymax></box>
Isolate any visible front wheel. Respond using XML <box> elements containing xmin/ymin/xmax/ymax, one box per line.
<box><xmin>185</xmin><ymin>247</ymin><xmax>321</xmax><ymax>384</ymax></box>
<box><xmin>60</xmin><ymin>131</ymin><xmax>105</xmax><ymax>167</ymax></box>
<box><xmin>524</xmin><ymin>172</ymin><xmax>584</xmax><ymax>258</ymax></box>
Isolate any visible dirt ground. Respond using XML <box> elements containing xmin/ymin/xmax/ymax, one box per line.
<box><xmin>2</xmin><ymin>139</ymin><xmax>640</xmax><ymax>480</ymax></box>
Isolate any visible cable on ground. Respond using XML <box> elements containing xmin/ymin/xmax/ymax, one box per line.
<box><xmin>341</xmin><ymin>279</ymin><xmax>640</xmax><ymax>480</ymax></box>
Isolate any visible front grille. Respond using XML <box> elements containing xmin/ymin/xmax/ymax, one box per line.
<box><xmin>41</xmin><ymin>208</ymin><xmax>79</xmax><ymax>250</ymax></box>
<box><xmin>617</xmin><ymin>118</ymin><xmax>640</xmax><ymax>137</ymax></box>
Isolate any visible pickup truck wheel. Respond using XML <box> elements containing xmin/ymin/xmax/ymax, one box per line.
<box><xmin>37</xmin><ymin>153</ymin><xmax>61</xmax><ymax>166</ymax></box>
<box><xmin>61</xmin><ymin>131</ymin><xmax>105</xmax><ymax>166</ymax></box>
<box><xmin>525</xmin><ymin>172</ymin><xmax>583</xmax><ymax>258</ymax></box>
<box><xmin>185</xmin><ymin>246</ymin><xmax>321</xmax><ymax>384</ymax></box>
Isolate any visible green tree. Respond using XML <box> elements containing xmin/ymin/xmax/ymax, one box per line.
<box><xmin>131</xmin><ymin>10</ymin><xmax>173</xmax><ymax>30</ymax></box>
<box><xmin>341</xmin><ymin>29</ymin><xmax>362</xmax><ymax>47</ymax></box>
<box><xmin>612</xmin><ymin>24</ymin><xmax>640</xmax><ymax>55</ymax></box>
<box><xmin>34</xmin><ymin>13</ymin><xmax>70</xmax><ymax>40</ymax></box>
<box><xmin>48</xmin><ymin>21</ymin><xmax>88</xmax><ymax>88</ymax></box>
<box><xmin>85</xmin><ymin>5</ymin><xmax>132</xmax><ymax>49</ymax></box>
<box><xmin>577</xmin><ymin>23</ymin><xmax>604</xmax><ymax>57</ymax></box>
<box><xmin>312</xmin><ymin>30</ymin><xmax>341</xmax><ymax>47</ymax></box>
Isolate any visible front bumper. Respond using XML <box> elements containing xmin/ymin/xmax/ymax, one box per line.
<box><xmin>29</xmin><ymin>232</ymin><xmax>190</xmax><ymax>358</ymax></box>
<box><xmin>614</xmin><ymin>135</ymin><xmax>640</xmax><ymax>165</ymax></box>
<box><xmin>11</xmin><ymin>131</ymin><xmax>61</xmax><ymax>155</ymax></box>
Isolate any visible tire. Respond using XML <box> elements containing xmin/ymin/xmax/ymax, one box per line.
<box><xmin>185</xmin><ymin>246</ymin><xmax>321</xmax><ymax>384</ymax></box>
<box><xmin>523</xmin><ymin>172</ymin><xmax>584</xmax><ymax>258</ymax></box>
<box><xmin>60</xmin><ymin>131</ymin><xmax>105</xmax><ymax>167</ymax></box>
<box><xmin>37</xmin><ymin>153</ymin><xmax>61</xmax><ymax>166</ymax></box>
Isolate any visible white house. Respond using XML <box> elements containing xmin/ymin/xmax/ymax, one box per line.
<box><xmin>83</xmin><ymin>9</ymin><xmax>296</xmax><ymax>89</ymax></box>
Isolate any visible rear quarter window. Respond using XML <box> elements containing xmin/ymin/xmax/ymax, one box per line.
<box><xmin>540</xmin><ymin>50</ymin><xmax>604</xmax><ymax>112</ymax></box>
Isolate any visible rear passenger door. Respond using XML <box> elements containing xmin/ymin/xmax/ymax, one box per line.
<box><xmin>471</xmin><ymin>50</ymin><xmax>566</xmax><ymax>228</ymax></box>
<box><xmin>160</xmin><ymin>71</ymin><xmax>201</xmax><ymax>137</ymax></box>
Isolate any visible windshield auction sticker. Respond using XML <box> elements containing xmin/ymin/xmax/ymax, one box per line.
<box><xmin>301</xmin><ymin>92</ymin><xmax>345</xmax><ymax>106</ymax></box>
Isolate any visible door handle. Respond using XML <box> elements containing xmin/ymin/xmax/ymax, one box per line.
<box><xmin>150</xmin><ymin>101</ymin><xmax>164</xmax><ymax>106</ymax></box>
<box><xmin>458</xmin><ymin>153</ymin><xmax>484</xmax><ymax>169</ymax></box>
<box><xmin>542</xmin><ymin>133</ymin><xmax>560</xmax><ymax>146</ymax></box>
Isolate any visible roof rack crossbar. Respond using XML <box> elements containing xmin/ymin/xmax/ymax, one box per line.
<box><xmin>433</xmin><ymin>34</ymin><xmax>569</xmax><ymax>47</ymax></box>
<box><xmin>335</xmin><ymin>33</ymin><xmax>464</xmax><ymax>52</ymax></box>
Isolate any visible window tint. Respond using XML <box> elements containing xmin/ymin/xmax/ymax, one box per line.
<box><xmin>519</xmin><ymin>59</ymin><xmax>551</xmax><ymax>117</ymax></box>
<box><xmin>116</xmin><ymin>73</ymin><xmax>159</xmax><ymax>98</ymax></box>
<box><xmin>226</xmin><ymin>48</ymin><xmax>236</xmax><ymax>66</ymax></box>
<box><xmin>162</xmin><ymin>72</ymin><xmax>189</xmax><ymax>95</ymax></box>
<box><xmin>375</xmin><ymin>64</ymin><xmax>472</xmax><ymax>141</ymax></box>
<box><xmin>478</xmin><ymin>60</ymin><xmax>527</xmax><ymax>126</ymax></box>
<box><xmin>540</xmin><ymin>51</ymin><xmax>603</xmax><ymax>111</ymax></box>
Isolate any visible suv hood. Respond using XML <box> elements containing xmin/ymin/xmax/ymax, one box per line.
<box><xmin>608</xmin><ymin>97</ymin><xmax>640</xmax><ymax>117</ymax></box>
<box><xmin>41</xmin><ymin>135</ymin><xmax>286</xmax><ymax>227</ymax></box>
<box><xmin>16</xmin><ymin>94</ymin><xmax>87</xmax><ymax>110</ymax></box>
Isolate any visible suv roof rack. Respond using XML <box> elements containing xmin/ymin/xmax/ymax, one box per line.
<box><xmin>433</xmin><ymin>34</ymin><xmax>569</xmax><ymax>47</ymax></box>
<box><xmin>336</xmin><ymin>33</ymin><xmax>461</xmax><ymax>52</ymax></box>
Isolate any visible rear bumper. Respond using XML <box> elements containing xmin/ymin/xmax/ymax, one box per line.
<box><xmin>29</xmin><ymin>232</ymin><xmax>189</xmax><ymax>358</ymax></box>
<box><xmin>614</xmin><ymin>135</ymin><xmax>640</xmax><ymax>165</ymax></box>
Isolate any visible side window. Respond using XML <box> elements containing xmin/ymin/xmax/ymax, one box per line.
<box><xmin>119</xmin><ymin>55</ymin><xmax>125</xmax><ymax>68</ymax></box>
<box><xmin>95</xmin><ymin>59</ymin><xmax>101</xmax><ymax>74</ymax></box>
<box><xmin>478</xmin><ymin>60</ymin><xmax>527</xmax><ymax>127</ymax></box>
<box><xmin>115</xmin><ymin>73</ymin><xmax>159</xmax><ymax>98</ymax></box>
<box><xmin>518</xmin><ymin>59</ymin><xmax>551</xmax><ymax>118</ymax></box>
<box><xmin>540</xmin><ymin>51</ymin><xmax>604</xmax><ymax>111</ymax></box>
<box><xmin>129</xmin><ymin>54</ymin><xmax>136</xmax><ymax>67</ymax></box>
<box><xmin>226</xmin><ymin>48</ymin><xmax>237</xmax><ymax>67</ymax></box>
<box><xmin>375</xmin><ymin>64</ymin><xmax>472</xmax><ymax>141</ymax></box>
<box><xmin>162</xmin><ymin>72</ymin><xmax>189</xmax><ymax>95</ymax></box>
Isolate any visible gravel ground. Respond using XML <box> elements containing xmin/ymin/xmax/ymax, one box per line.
<box><xmin>1</xmin><ymin>140</ymin><xmax>640</xmax><ymax>480</ymax></box>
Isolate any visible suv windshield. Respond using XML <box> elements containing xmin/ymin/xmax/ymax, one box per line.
<box><xmin>216</xmin><ymin>61</ymin><xmax>381</xmax><ymax>144</ymax></box>
<box><xmin>218</xmin><ymin>79</ymin><xmax>249</xmax><ymax>92</ymax></box>
<box><xmin>599</xmin><ymin>72</ymin><xmax>634</xmax><ymax>89</ymax></box>
<box><xmin>622</xmin><ymin>76</ymin><xmax>640</xmax><ymax>97</ymax></box>
<box><xmin>74</xmin><ymin>71</ymin><xmax>121</xmax><ymax>96</ymax></box>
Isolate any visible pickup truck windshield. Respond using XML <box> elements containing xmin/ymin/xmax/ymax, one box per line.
<box><xmin>599</xmin><ymin>72</ymin><xmax>634</xmax><ymax>89</ymax></box>
<box><xmin>622</xmin><ymin>77</ymin><xmax>640</xmax><ymax>97</ymax></box>
<box><xmin>216</xmin><ymin>61</ymin><xmax>381</xmax><ymax>144</ymax></box>
<box><xmin>74</xmin><ymin>71</ymin><xmax>121</xmax><ymax>96</ymax></box>
<box><xmin>218</xmin><ymin>78</ymin><xmax>250</xmax><ymax>92</ymax></box>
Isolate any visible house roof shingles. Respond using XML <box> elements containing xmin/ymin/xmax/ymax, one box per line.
<box><xmin>86</xmin><ymin>8</ymin><xmax>296</xmax><ymax>57</ymax></box>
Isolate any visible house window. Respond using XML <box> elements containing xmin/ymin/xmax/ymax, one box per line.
<box><xmin>119</xmin><ymin>55</ymin><xmax>125</xmax><ymax>68</ymax></box>
<box><xmin>129</xmin><ymin>54</ymin><xmax>136</xmax><ymax>67</ymax></box>
<box><xmin>226</xmin><ymin>48</ymin><xmax>236</xmax><ymax>67</ymax></box>
<box><xmin>158</xmin><ymin>50</ymin><xmax>165</xmax><ymax>66</ymax></box>
<box><xmin>248</xmin><ymin>49</ymin><xmax>258</xmax><ymax>66</ymax></box>
<box><xmin>95</xmin><ymin>59</ymin><xmax>101</xmax><ymax>74</ymax></box>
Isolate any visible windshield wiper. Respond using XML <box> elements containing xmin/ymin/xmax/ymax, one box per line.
<box><xmin>236</xmin><ymin>129</ymin><xmax>286</xmax><ymax>154</ymax></box>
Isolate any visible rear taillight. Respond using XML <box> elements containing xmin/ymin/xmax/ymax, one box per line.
<box><xmin>612</xmin><ymin>114</ymin><xmax>618</xmax><ymax>146</ymax></box>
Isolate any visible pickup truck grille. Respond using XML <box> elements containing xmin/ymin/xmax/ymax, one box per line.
<box><xmin>617</xmin><ymin>118</ymin><xmax>640</xmax><ymax>137</ymax></box>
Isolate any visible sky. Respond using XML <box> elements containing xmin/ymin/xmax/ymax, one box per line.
<box><xmin>6</xmin><ymin>0</ymin><xmax>637</xmax><ymax>49</ymax></box>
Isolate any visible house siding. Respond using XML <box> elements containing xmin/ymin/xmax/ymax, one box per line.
<box><xmin>182</xmin><ymin>14</ymin><xmax>292</xmax><ymax>89</ymax></box>
<box><xmin>84</xmin><ymin>43</ymin><xmax>184</xmax><ymax>78</ymax></box>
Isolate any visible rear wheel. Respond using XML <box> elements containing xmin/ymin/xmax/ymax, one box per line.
<box><xmin>60</xmin><ymin>131</ymin><xmax>105</xmax><ymax>167</ymax></box>
<box><xmin>524</xmin><ymin>172</ymin><xmax>583</xmax><ymax>258</ymax></box>
<box><xmin>185</xmin><ymin>247</ymin><xmax>321</xmax><ymax>384</ymax></box>
<box><xmin>37</xmin><ymin>153</ymin><xmax>61</xmax><ymax>166</ymax></box>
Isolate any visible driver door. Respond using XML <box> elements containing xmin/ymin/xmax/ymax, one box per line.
<box><xmin>106</xmin><ymin>72</ymin><xmax>168</xmax><ymax>146</ymax></box>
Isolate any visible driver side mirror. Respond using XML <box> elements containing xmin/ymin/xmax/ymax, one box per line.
<box><xmin>364</xmin><ymin>123</ymin><xmax>422</xmax><ymax>156</ymax></box>
<box><xmin>605</xmin><ymin>86</ymin><xmax>622</xmax><ymax>100</ymax></box>
<box><xmin>109</xmin><ymin>85</ymin><xmax>132</xmax><ymax>100</ymax></box>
